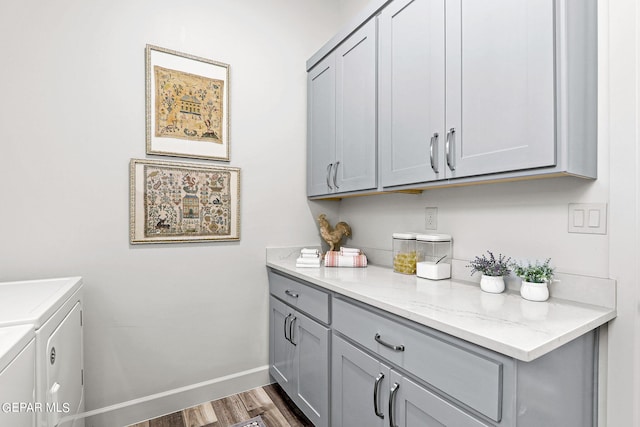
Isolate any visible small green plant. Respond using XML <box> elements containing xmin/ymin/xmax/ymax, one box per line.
<box><xmin>467</xmin><ymin>251</ymin><xmax>511</xmax><ymax>277</ymax></box>
<box><xmin>512</xmin><ymin>259</ymin><xmax>554</xmax><ymax>283</ymax></box>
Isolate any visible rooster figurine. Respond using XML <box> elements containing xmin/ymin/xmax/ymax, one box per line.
<box><xmin>318</xmin><ymin>214</ymin><xmax>352</xmax><ymax>251</ymax></box>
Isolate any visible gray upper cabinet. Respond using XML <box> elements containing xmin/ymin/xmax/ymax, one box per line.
<box><xmin>381</xmin><ymin>0</ymin><xmax>596</xmax><ymax>188</ymax></box>
<box><xmin>311</xmin><ymin>0</ymin><xmax>597</xmax><ymax>196</ymax></box>
<box><xmin>307</xmin><ymin>54</ymin><xmax>336</xmax><ymax>196</ymax></box>
<box><xmin>445</xmin><ymin>0</ymin><xmax>556</xmax><ymax>178</ymax></box>
<box><xmin>307</xmin><ymin>19</ymin><xmax>377</xmax><ymax>196</ymax></box>
<box><xmin>379</xmin><ymin>0</ymin><xmax>446</xmax><ymax>186</ymax></box>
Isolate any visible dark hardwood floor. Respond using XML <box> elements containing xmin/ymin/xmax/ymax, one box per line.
<box><xmin>128</xmin><ymin>383</ymin><xmax>314</xmax><ymax>427</ymax></box>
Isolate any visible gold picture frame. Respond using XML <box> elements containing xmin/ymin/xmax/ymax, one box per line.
<box><xmin>146</xmin><ymin>44</ymin><xmax>230</xmax><ymax>161</ymax></box>
<box><xmin>130</xmin><ymin>159</ymin><xmax>240</xmax><ymax>244</ymax></box>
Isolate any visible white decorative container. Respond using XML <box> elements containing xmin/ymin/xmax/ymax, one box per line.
<box><xmin>417</xmin><ymin>261</ymin><xmax>451</xmax><ymax>281</ymax></box>
<box><xmin>520</xmin><ymin>281</ymin><xmax>550</xmax><ymax>302</ymax></box>
<box><xmin>480</xmin><ymin>275</ymin><xmax>505</xmax><ymax>294</ymax></box>
<box><xmin>416</xmin><ymin>233</ymin><xmax>452</xmax><ymax>280</ymax></box>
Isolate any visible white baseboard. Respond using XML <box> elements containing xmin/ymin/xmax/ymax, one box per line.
<box><xmin>62</xmin><ymin>365</ymin><xmax>271</xmax><ymax>427</ymax></box>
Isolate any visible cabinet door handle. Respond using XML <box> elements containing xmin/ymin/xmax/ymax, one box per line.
<box><xmin>289</xmin><ymin>316</ymin><xmax>297</xmax><ymax>346</ymax></box>
<box><xmin>284</xmin><ymin>314</ymin><xmax>292</xmax><ymax>342</ymax></box>
<box><xmin>326</xmin><ymin>163</ymin><xmax>334</xmax><ymax>190</ymax></box>
<box><xmin>333</xmin><ymin>161</ymin><xmax>340</xmax><ymax>189</ymax></box>
<box><xmin>430</xmin><ymin>132</ymin><xmax>439</xmax><ymax>173</ymax></box>
<box><xmin>446</xmin><ymin>127</ymin><xmax>456</xmax><ymax>171</ymax></box>
<box><xmin>389</xmin><ymin>382</ymin><xmax>400</xmax><ymax>427</ymax></box>
<box><xmin>284</xmin><ymin>289</ymin><xmax>299</xmax><ymax>298</ymax></box>
<box><xmin>373</xmin><ymin>373</ymin><xmax>385</xmax><ymax>419</ymax></box>
<box><xmin>375</xmin><ymin>333</ymin><xmax>405</xmax><ymax>352</ymax></box>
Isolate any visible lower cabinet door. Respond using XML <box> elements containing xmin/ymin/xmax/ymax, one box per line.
<box><xmin>389</xmin><ymin>371</ymin><xmax>490</xmax><ymax>427</ymax></box>
<box><xmin>269</xmin><ymin>296</ymin><xmax>295</xmax><ymax>395</ymax></box>
<box><xmin>291</xmin><ymin>309</ymin><xmax>330</xmax><ymax>427</ymax></box>
<box><xmin>332</xmin><ymin>334</ymin><xmax>388</xmax><ymax>427</ymax></box>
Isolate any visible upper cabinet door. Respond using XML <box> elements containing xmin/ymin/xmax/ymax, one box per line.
<box><xmin>307</xmin><ymin>54</ymin><xmax>336</xmax><ymax>197</ymax></box>
<box><xmin>380</xmin><ymin>0</ymin><xmax>446</xmax><ymax>187</ymax></box>
<box><xmin>334</xmin><ymin>19</ymin><xmax>377</xmax><ymax>193</ymax></box>
<box><xmin>445</xmin><ymin>0</ymin><xmax>556</xmax><ymax>178</ymax></box>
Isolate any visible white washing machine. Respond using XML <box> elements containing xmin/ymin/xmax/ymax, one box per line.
<box><xmin>0</xmin><ymin>277</ymin><xmax>84</xmax><ymax>427</ymax></box>
<box><xmin>0</xmin><ymin>324</ymin><xmax>36</xmax><ymax>427</ymax></box>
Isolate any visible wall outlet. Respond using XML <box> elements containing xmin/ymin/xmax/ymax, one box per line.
<box><xmin>425</xmin><ymin>207</ymin><xmax>438</xmax><ymax>230</ymax></box>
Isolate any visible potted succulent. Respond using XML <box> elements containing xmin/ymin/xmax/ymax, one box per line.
<box><xmin>512</xmin><ymin>258</ymin><xmax>555</xmax><ymax>302</ymax></box>
<box><xmin>467</xmin><ymin>251</ymin><xmax>511</xmax><ymax>294</ymax></box>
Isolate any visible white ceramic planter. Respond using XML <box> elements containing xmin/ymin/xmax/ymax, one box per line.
<box><xmin>520</xmin><ymin>280</ymin><xmax>550</xmax><ymax>302</ymax></box>
<box><xmin>480</xmin><ymin>275</ymin><xmax>505</xmax><ymax>294</ymax></box>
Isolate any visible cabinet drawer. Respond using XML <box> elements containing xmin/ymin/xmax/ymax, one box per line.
<box><xmin>333</xmin><ymin>298</ymin><xmax>503</xmax><ymax>422</ymax></box>
<box><xmin>268</xmin><ymin>270</ymin><xmax>330</xmax><ymax>324</ymax></box>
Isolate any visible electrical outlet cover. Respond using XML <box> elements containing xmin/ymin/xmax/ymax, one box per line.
<box><xmin>425</xmin><ymin>207</ymin><xmax>437</xmax><ymax>230</ymax></box>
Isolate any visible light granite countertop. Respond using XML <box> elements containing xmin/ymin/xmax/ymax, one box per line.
<box><xmin>266</xmin><ymin>247</ymin><xmax>616</xmax><ymax>362</ymax></box>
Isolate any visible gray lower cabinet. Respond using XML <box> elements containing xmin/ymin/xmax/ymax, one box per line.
<box><xmin>269</xmin><ymin>268</ymin><xmax>598</xmax><ymax>426</ymax></box>
<box><xmin>332</xmin><ymin>334</ymin><xmax>488</xmax><ymax>427</ymax></box>
<box><xmin>332</xmin><ymin>333</ymin><xmax>388</xmax><ymax>427</ymax></box>
<box><xmin>268</xmin><ymin>272</ymin><xmax>330</xmax><ymax>427</ymax></box>
<box><xmin>333</xmin><ymin>297</ymin><xmax>597</xmax><ymax>427</ymax></box>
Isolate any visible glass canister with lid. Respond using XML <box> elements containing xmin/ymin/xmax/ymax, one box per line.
<box><xmin>392</xmin><ymin>232</ymin><xmax>421</xmax><ymax>274</ymax></box>
<box><xmin>416</xmin><ymin>233</ymin><xmax>452</xmax><ymax>280</ymax></box>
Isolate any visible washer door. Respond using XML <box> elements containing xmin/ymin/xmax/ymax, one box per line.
<box><xmin>46</xmin><ymin>301</ymin><xmax>83</xmax><ymax>426</ymax></box>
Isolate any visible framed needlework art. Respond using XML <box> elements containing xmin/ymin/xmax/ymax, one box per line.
<box><xmin>130</xmin><ymin>159</ymin><xmax>240</xmax><ymax>244</ymax></box>
<box><xmin>145</xmin><ymin>44</ymin><xmax>230</xmax><ymax>161</ymax></box>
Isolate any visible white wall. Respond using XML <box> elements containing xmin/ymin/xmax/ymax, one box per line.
<box><xmin>607</xmin><ymin>0</ymin><xmax>640</xmax><ymax>425</ymax></box>
<box><xmin>0</xmin><ymin>0</ymin><xmax>347</xmax><ymax>420</ymax></box>
<box><xmin>339</xmin><ymin>176</ymin><xmax>609</xmax><ymax>277</ymax></box>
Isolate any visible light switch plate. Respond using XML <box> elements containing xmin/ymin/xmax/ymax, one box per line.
<box><xmin>568</xmin><ymin>203</ymin><xmax>607</xmax><ymax>234</ymax></box>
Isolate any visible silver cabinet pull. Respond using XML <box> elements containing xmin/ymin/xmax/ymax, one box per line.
<box><xmin>389</xmin><ymin>382</ymin><xmax>400</xmax><ymax>427</ymax></box>
<box><xmin>373</xmin><ymin>373</ymin><xmax>385</xmax><ymax>419</ymax></box>
<box><xmin>284</xmin><ymin>314</ymin><xmax>292</xmax><ymax>343</ymax></box>
<box><xmin>333</xmin><ymin>161</ymin><xmax>340</xmax><ymax>189</ymax></box>
<box><xmin>430</xmin><ymin>132</ymin><xmax>439</xmax><ymax>173</ymax></box>
<box><xmin>326</xmin><ymin>163</ymin><xmax>334</xmax><ymax>190</ymax></box>
<box><xmin>446</xmin><ymin>127</ymin><xmax>456</xmax><ymax>171</ymax></box>
<box><xmin>289</xmin><ymin>316</ymin><xmax>297</xmax><ymax>346</ymax></box>
<box><xmin>375</xmin><ymin>333</ymin><xmax>405</xmax><ymax>352</ymax></box>
<box><xmin>284</xmin><ymin>289</ymin><xmax>299</xmax><ymax>298</ymax></box>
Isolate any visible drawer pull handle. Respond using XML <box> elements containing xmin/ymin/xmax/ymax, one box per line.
<box><xmin>284</xmin><ymin>314</ymin><xmax>292</xmax><ymax>343</ymax></box>
<box><xmin>289</xmin><ymin>316</ymin><xmax>297</xmax><ymax>346</ymax></box>
<box><xmin>389</xmin><ymin>382</ymin><xmax>400</xmax><ymax>427</ymax></box>
<box><xmin>285</xmin><ymin>290</ymin><xmax>299</xmax><ymax>298</ymax></box>
<box><xmin>375</xmin><ymin>333</ymin><xmax>405</xmax><ymax>352</ymax></box>
<box><xmin>373</xmin><ymin>373</ymin><xmax>385</xmax><ymax>419</ymax></box>
<box><xmin>446</xmin><ymin>127</ymin><xmax>456</xmax><ymax>171</ymax></box>
<box><xmin>326</xmin><ymin>163</ymin><xmax>334</xmax><ymax>190</ymax></box>
<box><xmin>429</xmin><ymin>132</ymin><xmax>439</xmax><ymax>173</ymax></box>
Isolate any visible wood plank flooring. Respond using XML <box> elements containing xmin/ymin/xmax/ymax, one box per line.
<box><xmin>128</xmin><ymin>383</ymin><xmax>314</xmax><ymax>427</ymax></box>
